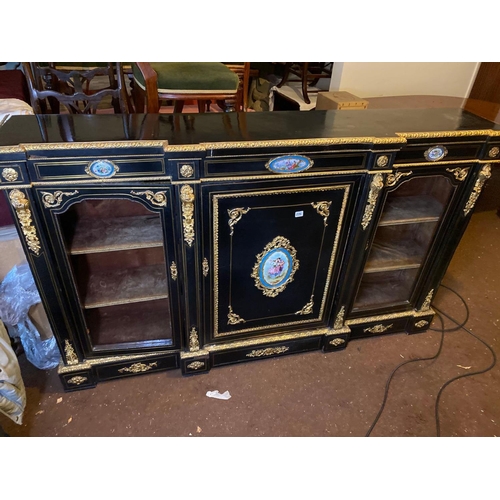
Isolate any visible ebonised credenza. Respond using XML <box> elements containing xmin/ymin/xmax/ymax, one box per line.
<box><xmin>0</xmin><ymin>110</ymin><xmax>498</xmax><ymax>390</ymax></box>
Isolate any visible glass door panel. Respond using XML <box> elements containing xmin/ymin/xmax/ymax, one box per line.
<box><xmin>57</xmin><ymin>199</ymin><xmax>172</xmax><ymax>350</ymax></box>
<box><xmin>353</xmin><ymin>175</ymin><xmax>454</xmax><ymax>312</ymax></box>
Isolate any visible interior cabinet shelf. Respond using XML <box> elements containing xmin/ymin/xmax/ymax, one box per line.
<box><xmin>69</xmin><ymin>215</ymin><xmax>163</xmax><ymax>254</ymax></box>
<box><xmin>379</xmin><ymin>195</ymin><xmax>444</xmax><ymax>226</ymax></box>
<box><xmin>82</xmin><ymin>263</ymin><xmax>169</xmax><ymax>309</ymax></box>
<box><xmin>363</xmin><ymin>239</ymin><xmax>426</xmax><ymax>273</ymax></box>
<box><xmin>353</xmin><ymin>268</ymin><xmax>419</xmax><ymax>311</ymax></box>
<box><xmin>86</xmin><ymin>299</ymin><xmax>173</xmax><ymax>349</ymax></box>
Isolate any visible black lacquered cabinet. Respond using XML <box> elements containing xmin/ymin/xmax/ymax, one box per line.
<box><xmin>0</xmin><ymin>110</ymin><xmax>497</xmax><ymax>389</ymax></box>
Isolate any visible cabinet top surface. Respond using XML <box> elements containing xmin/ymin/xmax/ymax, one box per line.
<box><xmin>0</xmin><ymin>109</ymin><xmax>498</xmax><ymax>149</ymax></box>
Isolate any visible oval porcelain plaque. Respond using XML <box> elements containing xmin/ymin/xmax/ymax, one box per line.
<box><xmin>424</xmin><ymin>145</ymin><xmax>448</xmax><ymax>162</ymax></box>
<box><xmin>251</xmin><ymin>236</ymin><xmax>299</xmax><ymax>297</ymax></box>
<box><xmin>85</xmin><ymin>159</ymin><xmax>119</xmax><ymax>179</ymax></box>
<box><xmin>266</xmin><ymin>155</ymin><xmax>313</xmax><ymax>174</ymax></box>
<box><xmin>259</xmin><ymin>248</ymin><xmax>293</xmax><ymax>289</ymax></box>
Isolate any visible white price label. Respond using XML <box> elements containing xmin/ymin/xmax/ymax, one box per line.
<box><xmin>295</xmin><ymin>211</ymin><xmax>304</xmax><ymax>218</ymax></box>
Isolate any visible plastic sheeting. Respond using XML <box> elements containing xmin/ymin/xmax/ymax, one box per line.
<box><xmin>0</xmin><ymin>264</ymin><xmax>60</xmax><ymax>369</ymax></box>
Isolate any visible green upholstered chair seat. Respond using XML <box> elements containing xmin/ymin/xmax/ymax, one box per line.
<box><xmin>133</xmin><ymin>62</ymin><xmax>239</xmax><ymax>94</ymax></box>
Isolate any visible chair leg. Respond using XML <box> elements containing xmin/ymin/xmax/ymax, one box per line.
<box><xmin>174</xmin><ymin>100</ymin><xmax>185</xmax><ymax>113</ymax></box>
<box><xmin>277</xmin><ymin>63</ymin><xmax>292</xmax><ymax>88</ymax></box>
<box><xmin>131</xmin><ymin>84</ymin><xmax>146</xmax><ymax>113</ymax></box>
<box><xmin>301</xmin><ymin>62</ymin><xmax>310</xmax><ymax>104</ymax></box>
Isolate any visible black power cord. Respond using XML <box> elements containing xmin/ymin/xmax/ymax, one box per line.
<box><xmin>365</xmin><ymin>283</ymin><xmax>496</xmax><ymax>437</ymax></box>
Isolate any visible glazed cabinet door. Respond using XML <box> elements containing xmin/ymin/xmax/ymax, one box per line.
<box><xmin>200</xmin><ymin>174</ymin><xmax>362</xmax><ymax>342</ymax></box>
<box><xmin>33</xmin><ymin>184</ymin><xmax>182</xmax><ymax>357</ymax></box>
<box><xmin>349</xmin><ymin>164</ymin><xmax>474</xmax><ymax>317</ymax></box>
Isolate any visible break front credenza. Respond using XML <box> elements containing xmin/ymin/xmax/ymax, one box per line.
<box><xmin>0</xmin><ymin>109</ymin><xmax>498</xmax><ymax>390</ymax></box>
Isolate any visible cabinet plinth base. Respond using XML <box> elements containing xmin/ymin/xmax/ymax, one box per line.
<box><xmin>58</xmin><ymin>351</ymin><xmax>180</xmax><ymax>391</ymax></box>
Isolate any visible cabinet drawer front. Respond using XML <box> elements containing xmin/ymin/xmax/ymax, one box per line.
<box><xmin>61</xmin><ymin>370</ymin><xmax>96</xmax><ymax>391</ymax></box>
<box><xmin>204</xmin><ymin>153</ymin><xmax>367</xmax><ymax>178</ymax></box>
<box><xmin>29</xmin><ymin>156</ymin><xmax>167</xmax><ymax>182</ymax></box>
<box><xmin>348</xmin><ymin>317</ymin><xmax>408</xmax><ymax>339</ymax></box>
<box><xmin>211</xmin><ymin>336</ymin><xmax>322</xmax><ymax>367</ymax></box>
<box><xmin>395</xmin><ymin>142</ymin><xmax>483</xmax><ymax>165</ymax></box>
<box><xmin>96</xmin><ymin>354</ymin><xmax>178</xmax><ymax>381</ymax></box>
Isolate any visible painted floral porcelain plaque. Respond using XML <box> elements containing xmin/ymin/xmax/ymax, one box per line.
<box><xmin>85</xmin><ymin>159</ymin><xmax>119</xmax><ymax>179</ymax></box>
<box><xmin>266</xmin><ymin>155</ymin><xmax>313</xmax><ymax>174</ymax></box>
<box><xmin>251</xmin><ymin>236</ymin><xmax>299</xmax><ymax>297</ymax></box>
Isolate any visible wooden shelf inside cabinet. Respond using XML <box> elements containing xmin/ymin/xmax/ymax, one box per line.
<box><xmin>364</xmin><ymin>239</ymin><xmax>424</xmax><ymax>273</ymax></box>
<box><xmin>69</xmin><ymin>215</ymin><xmax>163</xmax><ymax>255</ymax></box>
<box><xmin>379</xmin><ymin>196</ymin><xmax>444</xmax><ymax>226</ymax></box>
<box><xmin>353</xmin><ymin>268</ymin><xmax>419</xmax><ymax>311</ymax></box>
<box><xmin>86</xmin><ymin>299</ymin><xmax>173</xmax><ymax>349</ymax></box>
<box><xmin>83</xmin><ymin>263</ymin><xmax>169</xmax><ymax>309</ymax></box>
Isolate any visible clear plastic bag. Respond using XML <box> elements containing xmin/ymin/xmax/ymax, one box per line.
<box><xmin>0</xmin><ymin>264</ymin><xmax>60</xmax><ymax>370</ymax></box>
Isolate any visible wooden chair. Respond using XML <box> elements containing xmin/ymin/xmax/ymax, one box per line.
<box><xmin>277</xmin><ymin>63</ymin><xmax>334</xmax><ymax>104</ymax></box>
<box><xmin>131</xmin><ymin>62</ymin><xmax>250</xmax><ymax>113</ymax></box>
<box><xmin>22</xmin><ymin>62</ymin><xmax>130</xmax><ymax>114</ymax></box>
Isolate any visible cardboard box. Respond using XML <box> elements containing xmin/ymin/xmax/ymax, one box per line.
<box><xmin>316</xmin><ymin>91</ymin><xmax>369</xmax><ymax>110</ymax></box>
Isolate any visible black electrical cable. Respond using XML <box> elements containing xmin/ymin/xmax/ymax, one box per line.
<box><xmin>432</xmin><ymin>303</ymin><xmax>497</xmax><ymax>437</ymax></box>
<box><xmin>365</xmin><ymin>313</ymin><xmax>445</xmax><ymax>437</ymax></box>
<box><xmin>365</xmin><ymin>282</ymin><xmax>497</xmax><ymax>437</ymax></box>
<box><xmin>429</xmin><ymin>284</ymin><xmax>469</xmax><ymax>333</ymax></box>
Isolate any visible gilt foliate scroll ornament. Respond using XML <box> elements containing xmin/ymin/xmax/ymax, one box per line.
<box><xmin>85</xmin><ymin>159</ymin><xmax>119</xmax><ymax>179</ymax></box>
<box><xmin>170</xmin><ymin>261</ymin><xmax>178</xmax><ymax>281</ymax></box>
<box><xmin>180</xmin><ymin>185</ymin><xmax>195</xmax><ymax>246</ymax></box>
<box><xmin>386</xmin><ymin>171</ymin><xmax>412</xmax><ymax>187</ymax></box>
<box><xmin>180</xmin><ymin>164</ymin><xmax>194</xmax><ymax>178</ymax></box>
<box><xmin>363</xmin><ymin>323</ymin><xmax>393</xmax><ymax>334</ymax></box>
<box><xmin>246</xmin><ymin>346</ymin><xmax>289</xmax><ymax>357</ymax></box>
<box><xmin>118</xmin><ymin>362</ymin><xmax>158</xmax><ymax>373</ymax></box>
<box><xmin>2</xmin><ymin>167</ymin><xmax>18</xmax><ymax>182</ymax></box>
<box><xmin>334</xmin><ymin>306</ymin><xmax>346</xmax><ymax>329</ymax></box>
<box><xmin>202</xmin><ymin>258</ymin><xmax>209</xmax><ymax>277</ymax></box>
<box><xmin>67</xmin><ymin>376</ymin><xmax>88</xmax><ymax>386</ymax></box>
<box><xmin>415</xmin><ymin>320</ymin><xmax>429</xmax><ymax>328</ymax></box>
<box><xmin>64</xmin><ymin>340</ymin><xmax>78</xmax><ymax>365</ymax></box>
<box><xmin>463</xmin><ymin>164</ymin><xmax>492</xmax><ymax>216</ymax></box>
<box><xmin>9</xmin><ymin>189</ymin><xmax>41</xmax><ymax>256</ymax></box>
<box><xmin>227</xmin><ymin>207</ymin><xmax>250</xmax><ymax>236</ymax></box>
<box><xmin>130</xmin><ymin>190</ymin><xmax>167</xmax><ymax>207</ymax></box>
<box><xmin>361</xmin><ymin>173</ymin><xmax>384</xmax><ymax>230</ymax></box>
<box><xmin>376</xmin><ymin>155</ymin><xmax>389</xmax><ymax>168</ymax></box>
<box><xmin>227</xmin><ymin>305</ymin><xmax>246</xmax><ymax>325</ymax></box>
<box><xmin>311</xmin><ymin>201</ymin><xmax>332</xmax><ymax>226</ymax></box>
<box><xmin>329</xmin><ymin>338</ymin><xmax>345</xmax><ymax>347</ymax></box>
<box><xmin>295</xmin><ymin>295</ymin><xmax>314</xmax><ymax>315</ymax></box>
<box><xmin>251</xmin><ymin>236</ymin><xmax>299</xmax><ymax>298</ymax></box>
<box><xmin>420</xmin><ymin>289</ymin><xmax>434</xmax><ymax>311</ymax></box>
<box><xmin>446</xmin><ymin>167</ymin><xmax>469</xmax><ymax>182</ymax></box>
<box><xmin>488</xmin><ymin>146</ymin><xmax>499</xmax><ymax>158</ymax></box>
<box><xmin>187</xmin><ymin>361</ymin><xmax>204</xmax><ymax>370</ymax></box>
<box><xmin>189</xmin><ymin>327</ymin><xmax>200</xmax><ymax>352</ymax></box>
<box><xmin>41</xmin><ymin>190</ymin><xmax>79</xmax><ymax>208</ymax></box>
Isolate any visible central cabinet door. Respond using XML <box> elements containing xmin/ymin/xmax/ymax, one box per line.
<box><xmin>33</xmin><ymin>184</ymin><xmax>182</xmax><ymax>357</ymax></box>
<box><xmin>201</xmin><ymin>175</ymin><xmax>361</xmax><ymax>341</ymax></box>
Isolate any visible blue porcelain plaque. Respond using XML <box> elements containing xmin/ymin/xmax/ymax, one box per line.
<box><xmin>259</xmin><ymin>248</ymin><xmax>293</xmax><ymax>289</ymax></box>
<box><xmin>266</xmin><ymin>155</ymin><xmax>313</xmax><ymax>174</ymax></box>
<box><xmin>424</xmin><ymin>145</ymin><xmax>448</xmax><ymax>162</ymax></box>
<box><xmin>251</xmin><ymin>236</ymin><xmax>299</xmax><ymax>297</ymax></box>
<box><xmin>85</xmin><ymin>159</ymin><xmax>119</xmax><ymax>179</ymax></box>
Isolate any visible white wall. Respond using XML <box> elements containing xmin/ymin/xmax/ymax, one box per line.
<box><xmin>330</xmin><ymin>62</ymin><xmax>480</xmax><ymax>99</ymax></box>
